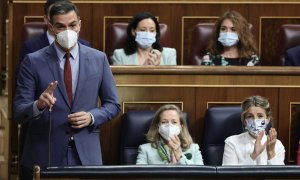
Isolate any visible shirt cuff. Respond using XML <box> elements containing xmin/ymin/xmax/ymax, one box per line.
<box><xmin>33</xmin><ymin>100</ymin><xmax>45</xmax><ymax>117</ymax></box>
<box><xmin>88</xmin><ymin>112</ymin><xmax>95</xmax><ymax>126</ymax></box>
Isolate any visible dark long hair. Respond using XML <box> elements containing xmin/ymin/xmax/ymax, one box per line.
<box><xmin>124</xmin><ymin>12</ymin><xmax>163</xmax><ymax>55</ymax></box>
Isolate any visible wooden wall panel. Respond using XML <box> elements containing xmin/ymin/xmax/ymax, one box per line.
<box><xmin>260</xmin><ymin>17</ymin><xmax>300</xmax><ymax>66</ymax></box>
<box><xmin>6</xmin><ymin>1</ymin><xmax>300</xmax><ymax>177</ymax></box>
<box><xmin>101</xmin><ymin>87</ymin><xmax>196</xmax><ymax>165</ymax></box>
<box><xmin>9</xmin><ymin>2</ymin><xmax>300</xmax><ymax>73</ymax></box>
<box><xmin>278</xmin><ymin>88</ymin><xmax>300</xmax><ymax>164</ymax></box>
<box><xmin>195</xmin><ymin>87</ymin><xmax>279</xmax><ymax>146</ymax></box>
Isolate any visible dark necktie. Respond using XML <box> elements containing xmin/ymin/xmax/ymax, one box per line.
<box><xmin>64</xmin><ymin>52</ymin><xmax>73</xmax><ymax>105</ymax></box>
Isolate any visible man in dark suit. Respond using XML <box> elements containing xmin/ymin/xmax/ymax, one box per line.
<box><xmin>17</xmin><ymin>2</ymin><xmax>91</xmax><ymax>177</ymax></box>
<box><xmin>14</xmin><ymin>1</ymin><xmax>120</xmax><ymax>179</ymax></box>
<box><xmin>284</xmin><ymin>45</ymin><xmax>300</xmax><ymax>66</ymax></box>
<box><xmin>19</xmin><ymin>0</ymin><xmax>90</xmax><ymax>63</ymax></box>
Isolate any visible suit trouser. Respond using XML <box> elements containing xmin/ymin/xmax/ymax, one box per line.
<box><xmin>62</xmin><ymin>140</ymin><xmax>82</xmax><ymax>166</ymax></box>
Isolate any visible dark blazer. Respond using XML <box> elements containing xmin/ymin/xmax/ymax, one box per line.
<box><xmin>14</xmin><ymin>43</ymin><xmax>120</xmax><ymax>169</ymax></box>
<box><xmin>19</xmin><ymin>31</ymin><xmax>91</xmax><ymax>63</ymax></box>
<box><xmin>284</xmin><ymin>45</ymin><xmax>300</xmax><ymax>66</ymax></box>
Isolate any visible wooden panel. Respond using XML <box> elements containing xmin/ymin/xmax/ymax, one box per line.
<box><xmin>7</xmin><ymin>1</ymin><xmax>300</xmax><ymax>178</ymax></box>
<box><xmin>195</xmin><ymin>87</ymin><xmax>279</xmax><ymax>146</ymax></box>
<box><xmin>9</xmin><ymin>2</ymin><xmax>300</xmax><ymax>76</ymax></box>
<box><xmin>278</xmin><ymin>88</ymin><xmax>300</xmax><ymax>164</ymax></box>
<box><xmin>110</xmin><ymin>66</ymin><xmax>300</xmax><ymax>165</ymax></box>
<box><xmin>260</xmin><ymin>17</ymin><xmax>300</xmax><ymax>66</ymax></box>
<box><xmin>290</xmin><ymin>103</ymin><xmax>300</xmax><ymax>163</ymax></box>
<box><xmin>101</xmin><ymin>87</ymin><xmax>195</xmax><ymax>165</ymax></box>
<box><xmin>182</xmin><ymin>17</ymin><xmax>218</xmax><ymax>65</ymax></box>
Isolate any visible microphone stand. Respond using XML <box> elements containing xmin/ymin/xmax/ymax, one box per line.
<box><xmin>48</xmin><ymin>108</ymin><xmax>52</xmax><ymax>167</ymax></box>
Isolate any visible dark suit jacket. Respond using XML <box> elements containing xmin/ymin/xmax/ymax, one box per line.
<box><xmin>19</xmin><ymin>31</ymin><xmax>91</xmax><ymax>63</ymax></box>
<box><xmin>284</xmin><ymin>45</ymin><xmax>300</xmax><ymax>66</ymax></box>
<box><xmin>14</xmin><ymin>43</ymin><xmax>120</xmax><ymax>169</ymax></box>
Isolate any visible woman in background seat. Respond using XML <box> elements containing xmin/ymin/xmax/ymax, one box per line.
<box><xmin>222</xmin><ymin>95</ymin><xmax>285</xmax><ymax>165</ymax></box>
<box><xmin>136</xmin><ymin>104</ymin><xmax>203</xmax><ymax>165</ymax></box>
<box><xmin>202</xmin><ymin>10</ymin><xmax>260</xmax><ymax>66</ymax></box>
<box><xmin>112</xmin><ymin>12</ymin><xmax>176</xmax><ymax>66</ymax></box>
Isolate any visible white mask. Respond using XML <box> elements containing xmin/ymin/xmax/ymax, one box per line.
<box><xmin>158</xmin><ymin>123</ymin><xmax>180</xmax><ymax>141</ymax></box>
<box><xmin>245</xmin><ymin>118</ymin><xmax>268</xmax><ymax>137</ymax></box>
<box><xmin>56</xmin><ymin>30</ymin><xmax>78</xmax><ymax>49</ymax></box>
<box><xmin>218</xmin><ymin>32</ymin><xmax>239</xmax><ymax>47</ymax></box>
<box><xmin>135</xmin><ymin>31</ymin><xmax>156</xmax><ymax>49</ymax></box>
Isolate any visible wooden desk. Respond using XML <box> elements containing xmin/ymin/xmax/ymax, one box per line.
<box><xmin>100</xmin><ymin>66</ymin><xmax>300</xmax><ymax>165</ymax></box>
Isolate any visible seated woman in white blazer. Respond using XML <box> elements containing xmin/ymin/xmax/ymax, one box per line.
<box><xmin>112</xmin><ymin>12</ymin><xmax>176</xmax><ymax>66</ymax></box>
<box><xmin>136</xmin><ymin>104</ymin><xmax>203</xmax><ymax>165</ymax></box>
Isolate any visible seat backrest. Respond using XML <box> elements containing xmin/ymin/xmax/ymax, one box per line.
<box><xmin>278</xmin><ymin>24</ymin><xmax>300</xmax><ymax>65</ymax></box>
<box><xmin>120</xmin><ymin>110</ymin><xmax>154</xmax><ymax>165</ymax></box>
<box><xmin>106</xmin><ymin>23</ymin><xmax>170</xmax><ymax>64</ymax></box>
<box><xmin>120</xmin><ymin>110</ymin><xmax>189</xmax><ymax>165</ymax></box>
<box><xmin>22</xmin><ymin>22</ymin><xmax>47</xmax><ymax>42</ymax></box>
<box><xmin>202</xmin><ymin>106</ymin><xmax>243</xmax><ymax>165</ymax></box>
<box><xmin>190</xmin><ymin>23</ymin><xmax>215</xmax><ymax>65</ymax></box>
<box><xmin>190</xmin><ymin>23</ymin><xmax>253</xmax><ymax>65</ymax></box>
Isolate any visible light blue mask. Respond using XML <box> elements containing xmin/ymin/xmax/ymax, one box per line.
<box><xmin>218</xmin><ymin>32</ymin><xmax>239</xmax><ymax>47</ymax></box>
<box><xmin>135</xmin><ymin>31</ymin><xmax>156</xmax><ymax>49</ymax></box>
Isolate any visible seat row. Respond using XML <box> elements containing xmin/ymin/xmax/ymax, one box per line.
<box><xmin>22</xmin><ymin>22</ymin><xmax>300</xmax><ymax>66</ymax></box>
<box><xmin>120</xmin><ymin>106</ymin><xmax>242</xmax><ymax>165</ymax></box>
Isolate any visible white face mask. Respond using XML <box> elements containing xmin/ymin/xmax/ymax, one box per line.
<box><xmin>56</xmin><ymin>30</ymin><xmax>78</xmax><ymax>49</ymax></box>
<box><xmin>158</xmin><ymin>123</ymin><xmax>180</xmax><ymax>141</ymax></box>
<box><xmin>245</xmin><ymin>118</ymin><xmax>268</xmax><ymax>137</ymax></box>
<box><xmin>218</xmin><ymin>32</ymin><xmax>239</xmax><ymax>47</ymax></box>
<box><xmin>135</xmin><ymin>31</ymin><xmax>156</xmax><ymax>49</ymax></box>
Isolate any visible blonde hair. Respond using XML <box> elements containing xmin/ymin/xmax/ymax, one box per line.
<box><xmin>241</xmin><ymin>95</ymin><xmax>272</xmax><ymax>127</ymax></box>
<box><xmin>146</xmin><ymin>104</ymin><xmax>193</xmax><ymax>150</ymax></box>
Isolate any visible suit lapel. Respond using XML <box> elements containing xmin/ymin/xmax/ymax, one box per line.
<box><xmin>46</xmin><ymin>44</ymin><xmax>71</xmax><ymax>108</ymax></box>
<box><xmin>73</xmin><ymin>44</ymin><xmax>89</xmax><ymax>107</ymax></box>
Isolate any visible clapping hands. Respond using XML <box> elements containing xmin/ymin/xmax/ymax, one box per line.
<box><xmin>143</xmin><ymin>49</ymin><xmax>161</xmax><ymax>65</ymax></box>
<box><xmin>250</xmin><ymin>128</ymin><xmax>277</xmax><ymax>160</ymax></box>
<box><xmin>168</xmin><ymin>135</ymin><xmax>182</xmax><ymax>164</ymax></box>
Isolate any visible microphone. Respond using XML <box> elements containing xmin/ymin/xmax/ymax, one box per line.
<box><xmin>48</xmin><ymin>108</ymin><xmax>52</xmax><ymax>167</ymax></box>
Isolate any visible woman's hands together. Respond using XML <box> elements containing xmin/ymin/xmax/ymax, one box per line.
<box><xmin>168</xmin><ymin>135</ymin><xmax>182</xmax><ymax>164</ymax></box>
<box><xmin>144</xmin><ymin>49</ymin><xmax>161</xmax><ymax>65</ymax></box>
<box><xmin>250</xmin><ymin>128</ymin><xmax>277</xmax><ymax>160</ymax></box>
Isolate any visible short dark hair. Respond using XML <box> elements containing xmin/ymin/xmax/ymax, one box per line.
<box><xmin>44</xmin><ymin>0</ymin><xmax>70</xmax><ymax>16</ymax></box>
<box><xmin>49</xmin><ymin>1</ymin><xmax>80</xmax><ymax>24</ymax></box>
<box><xmin>124</xmin><ymin>12</ymin><xmax>163</xmax><ymax>55</ymax></box>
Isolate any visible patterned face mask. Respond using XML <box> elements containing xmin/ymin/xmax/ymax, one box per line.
<box><xmin>218</xmin><ymin>32</ymin><xmax>239</xmax><ymax>47</ymax></box>
<box><xmin>245</xmin><ymin>118</ymin><xmax>268</xmax><ymax>137</ymax></box>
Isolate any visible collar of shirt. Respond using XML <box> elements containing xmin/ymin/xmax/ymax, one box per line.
<box><xmin>47</xmin><ymin>30</ymin><xmax>55</xmax><ymax>45</ymax></box>
<box><xmin>53</xmin><ymin>42</ymin><xmax>79</xmax><ymax>63</ymax></box>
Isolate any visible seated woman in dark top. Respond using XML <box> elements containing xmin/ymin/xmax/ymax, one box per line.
<box><xmin>202</xmin><ymin>10</ymin><xmax>260</xmax><ymax>66</ymax></box>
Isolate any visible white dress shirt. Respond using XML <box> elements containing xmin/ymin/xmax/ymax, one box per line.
<box><xmin>46</xmin><ymin>30</ymin><xmax>55</xmax><ymax>45</ymax></box>
<box><xmin>222</xmin><ymin>132</ymin><xmax>285</xmax><ymax>165</ymax></box>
